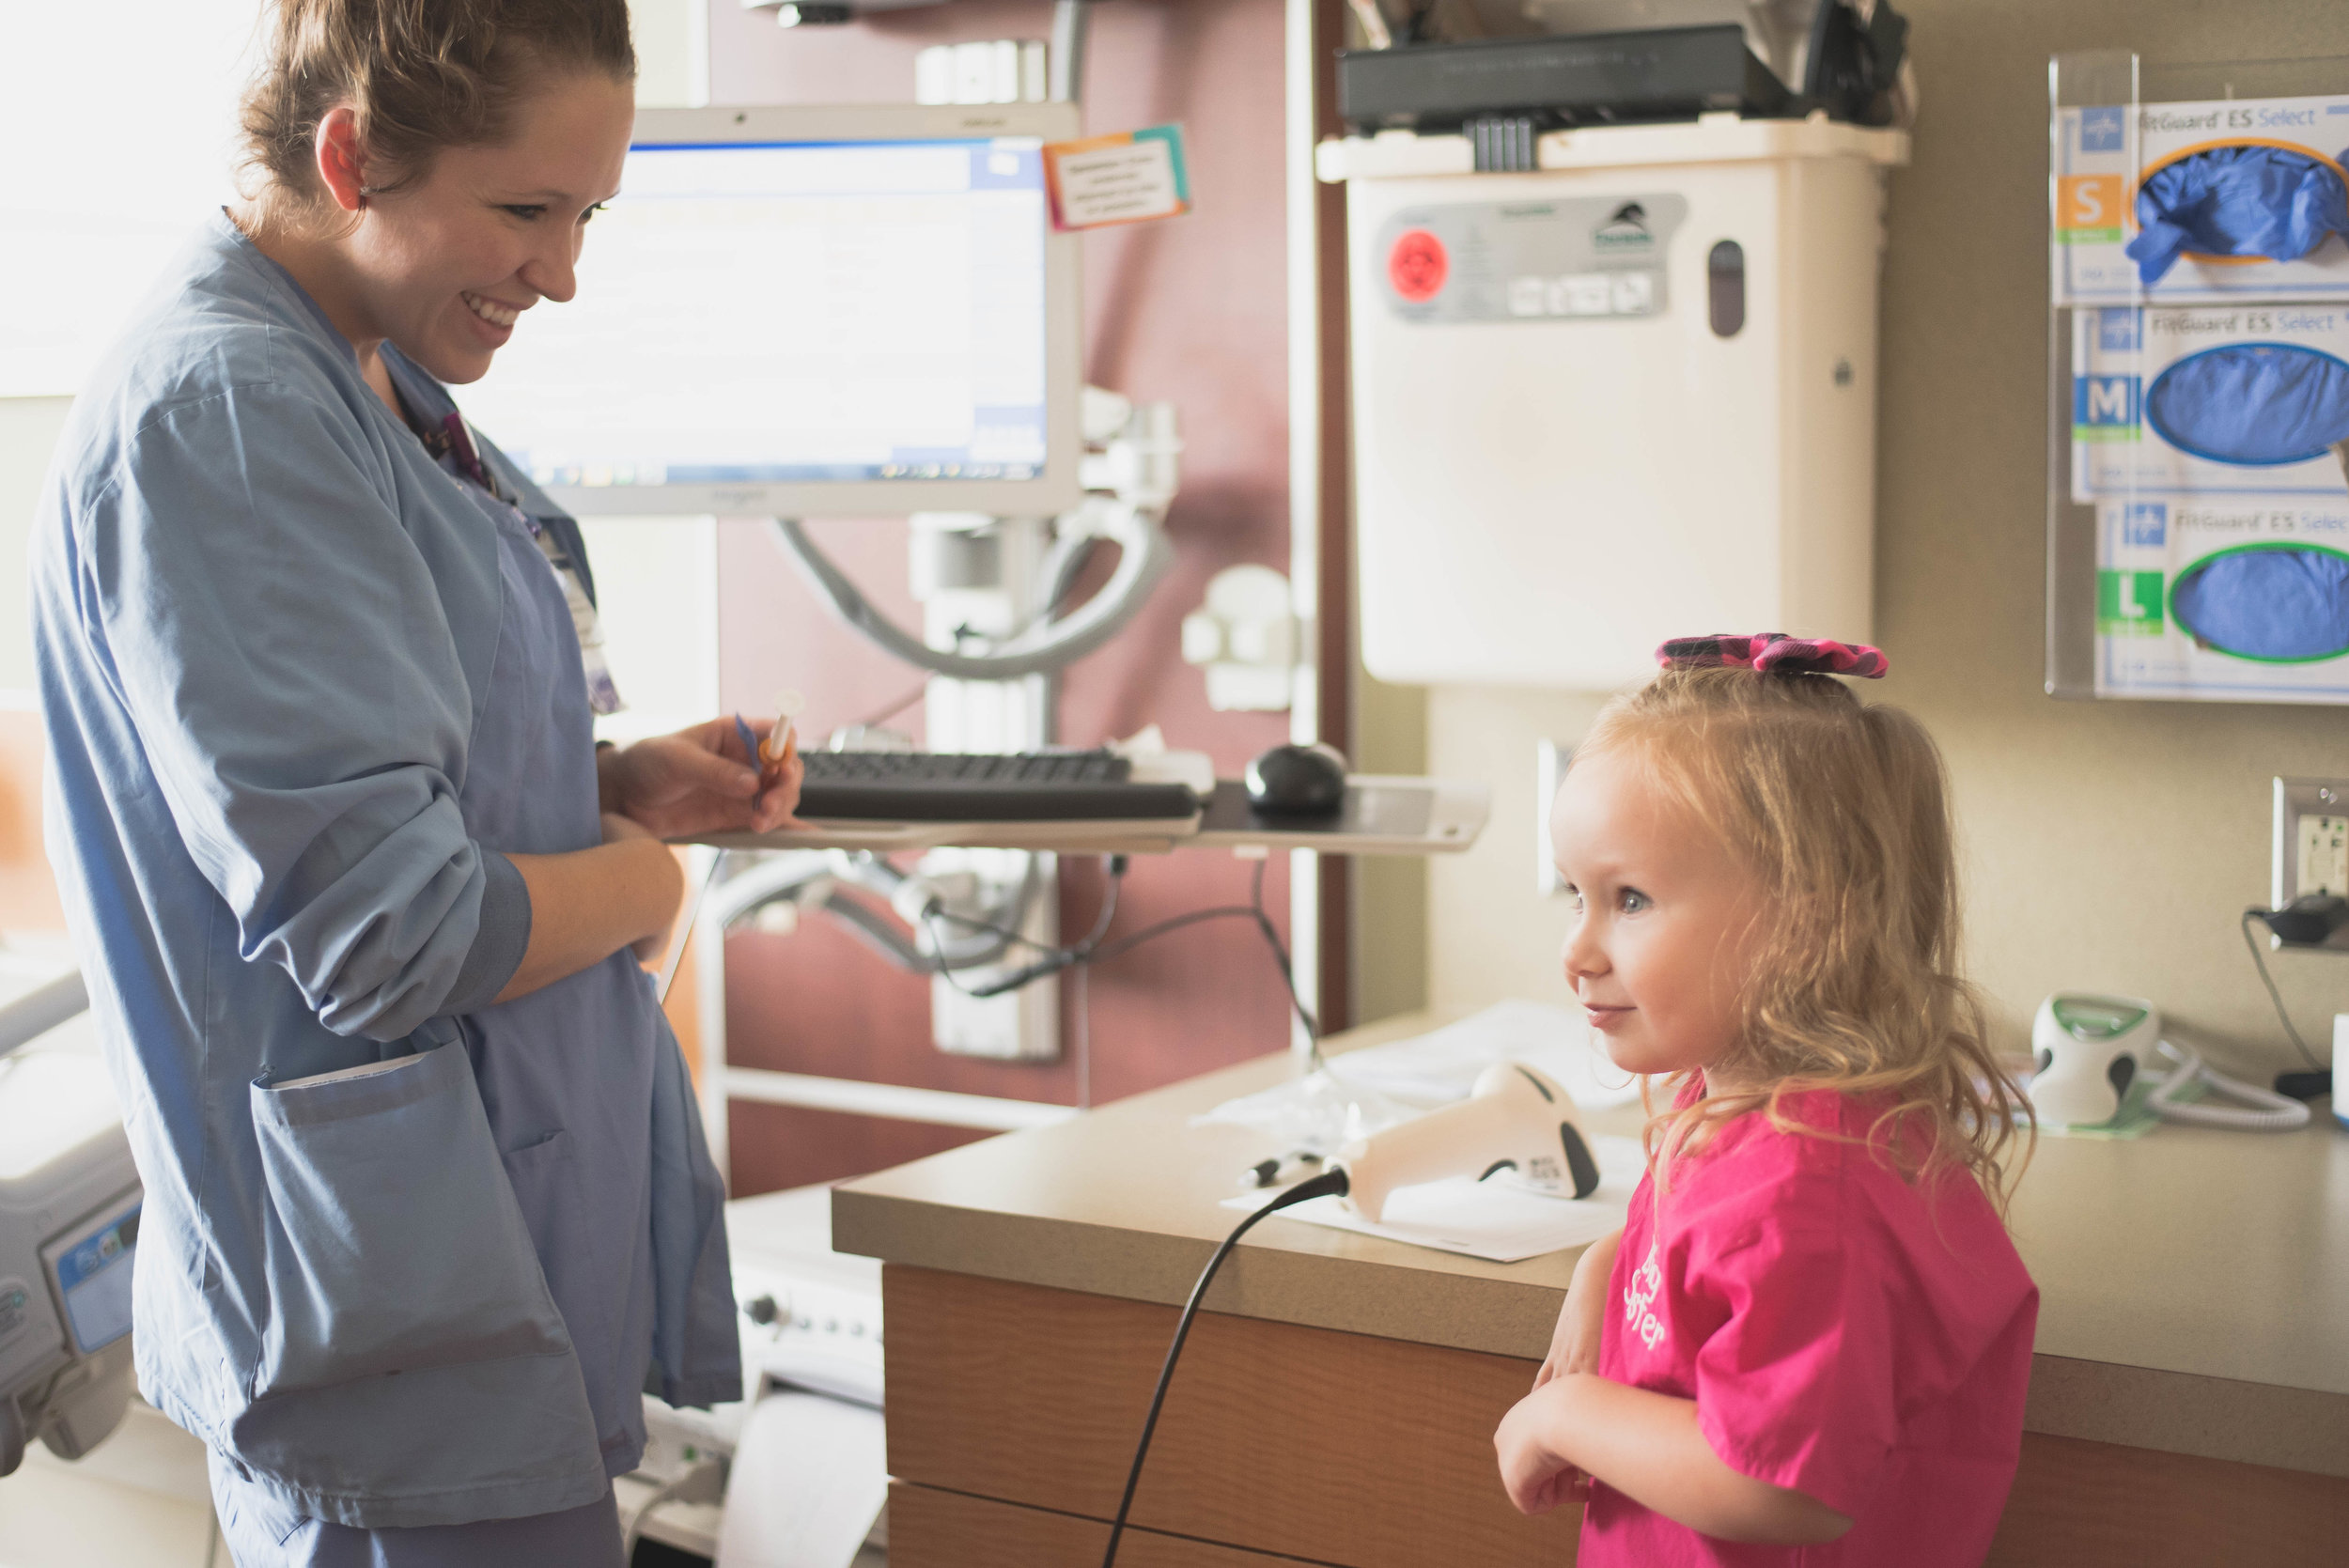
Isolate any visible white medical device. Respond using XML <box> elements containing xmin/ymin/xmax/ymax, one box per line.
<box><xmin>461</xmin><ymin>101</ymin><xmax>1087</xmax><ymax>520</ymax></box>
<box><xmin>0</xmin><ymin>970</ymin><xmax>141</xmax><ymax>1477</ymax></box>
<box><xmin>2030</xmin><ymin>992</ymin><xmax>2311</xmax><ymax>1132</ymax></box>
<box><xmin>624</xmin><ymin>1186</ymin><xmax>886</xmax><ymax>1561</ymax></box>
<box><xmin>1324</xmin><ymin>116</ymin><xmax>1909</xmax><ymax>691</ymax></box>
<box><xmin>1331</xmin><ymin>1061</ymin><xmax>1600</xmax><ymax>1222</ymax></box>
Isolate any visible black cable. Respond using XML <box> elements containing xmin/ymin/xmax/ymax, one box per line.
<box><xmin>1081</xmin><ymin>904</ymin><xmax>1257</xmax><ymax>965</ymax></box>
<box><xmin>1003</xmin><ymin>860</ymin><xmax>1319</xmax><ymax>1043</ymax></box>
<box><xmin>1396</xmin><ymin>0</ymin><xmax>1441</xmax><ymax>46</ymax></box>
<box><xmin>924</xmin><ymin>858</ymin><xmax>1320</xmax><ymax>1060</ymax></box>
<box><xmin>1098</xmin><ymin>1167</ymin><xmax>1351</xmax><ymax>1568</ymax></box>
<box><xmin>925</xmin><ymin>856</ymin><xmax>1128</xmax><ymax>994</ymax></box>
<box><xmin>2240</xmin><ymin>909</ymin><xmax>2327</xmax><ymax>1070</ymax></box>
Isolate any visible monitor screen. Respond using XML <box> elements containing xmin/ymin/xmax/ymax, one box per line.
<box><xmin>45</xmin><ymin>1200</ymin><xmax>138</xmax><ymax>1356</ymax></box>
<box><xmin>459</xmin><ymin>105</ymin><xmax>1082</xmax><ymax>518</ymax></box>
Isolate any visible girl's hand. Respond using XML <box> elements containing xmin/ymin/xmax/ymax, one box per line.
<box><xmin>1536</xmin><ymin>1226</ymin><xmax>1623</xmax><ymax>1389</ymax></box>
<box><xmin>1495</xmin><ymin>1379</ymin><xmax>1590</xmax><ymax>1514</ymax></box>
<box><xmin>598</xmin><ymin>718</ymin><xmax>805</xmax><ymax>838</ymax></box>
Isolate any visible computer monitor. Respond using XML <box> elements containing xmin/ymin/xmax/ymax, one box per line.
<box><xmin>459</xmin><ymin>102</ymin><xmax>1086</xmax><ymax>518</ymax></box>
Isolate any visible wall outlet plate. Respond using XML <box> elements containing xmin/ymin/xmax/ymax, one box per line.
<box><xmin>2271</xmin><ymin>777</ymin><xmax>2349</xmax><ymax>952</ymax></box>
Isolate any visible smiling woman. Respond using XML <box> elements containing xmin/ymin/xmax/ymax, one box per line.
<box><xmin>234</xmin><ymin>0</ymin><xmax>639</xmax><ymax>400</ymax></box>
<box><xmin>28</xmin><ymin>4</ymin><xmax>799</xmax><ymax>1564</ymax></box>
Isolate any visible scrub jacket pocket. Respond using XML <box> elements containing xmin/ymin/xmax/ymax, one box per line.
<box><xmin>248</xmin><ymin>1042</ymin><xmax>572</xmax><ymax>1396</ymax></box>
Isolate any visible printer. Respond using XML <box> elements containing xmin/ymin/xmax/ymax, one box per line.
<box><xmin>622</xmin><ymin>1185</ymin><xmax>889</xmax><ymax>1565</ymax></box>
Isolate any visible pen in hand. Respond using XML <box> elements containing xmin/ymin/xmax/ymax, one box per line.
<box><xmin>733</xmin><ymin>689</ymin><xmax>803</xmax><ymax>800</ymax></box>
<box><xmin>758</xmin><ymin>689</ymin><xmax>803</xmax><ymax>790</ymax></box>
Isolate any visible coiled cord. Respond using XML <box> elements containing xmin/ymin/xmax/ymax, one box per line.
<box><xmin>2148</xmin><ymin>1039</ymin><xmax>2311</xmax><ymax>1131</ymax></box>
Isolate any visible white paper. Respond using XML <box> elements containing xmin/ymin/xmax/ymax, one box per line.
<box><xmin>1196</xmin><ymin>1001</ymin><xmax>1645</xmax><ymax>1156</ymax></box>
<box><xmin>1327</xmin><ymin>1001</ymin><xmax>1644</xmax><ymax>1110</ymax></box>
<box><xmin>1051</xmin><ymin>139</ymin><xmax>1183</xmax><ymax>227</ymax></box>
<box><xmin>1224</xmin><ymin>1135</ymin><xmax>1646</xmax><ymax>1264</ymax></box>
<box><xmin>714</xmin><ymin>1391</ymin><xmax>889</xmax><ymax>1568</ymax></box>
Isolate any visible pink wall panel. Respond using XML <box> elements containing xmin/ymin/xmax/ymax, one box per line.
<box><xmin>706</xmin><ymin>0</ymin><xmax>1303</xmax><ymax>1192</ymax></box>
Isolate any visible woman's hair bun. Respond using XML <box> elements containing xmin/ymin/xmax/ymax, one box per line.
<box><xmin>1655</xmin><ymin>633</ymin><xmax>1889</xmax><ymax>679</ymax></box>
<box><xmin>239</xmin><ymin>0</ymin><xmax>636</xmax><ymax>223</ymax></box>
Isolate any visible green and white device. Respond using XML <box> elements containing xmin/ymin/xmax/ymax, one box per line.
<box><xmin>2029</xmin><ymin>991</ymin><xmax>2310</xmax><ymax>1132</ymax></box>
<box><xmin>2029</xmin><ymin>992</ymin><xmax>2159</xmax><ymax>1127</ymax></box>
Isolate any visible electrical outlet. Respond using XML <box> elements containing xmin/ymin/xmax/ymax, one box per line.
<box><xmin>2271</xmin><ymin>778</ymin><xmax>2349</xmax><ymax>952</ymax></box>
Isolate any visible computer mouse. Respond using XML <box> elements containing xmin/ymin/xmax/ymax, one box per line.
<box><xmin>1245</xmin><ymin>743</ymin><xmax>1347</xmax><ymax>818</ymax></box>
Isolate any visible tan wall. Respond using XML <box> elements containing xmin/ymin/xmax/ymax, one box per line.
<box><xmin>1408</xmin><ymin>0</ymin><xmax>2349</xmax><ymax>1071</ymax></box>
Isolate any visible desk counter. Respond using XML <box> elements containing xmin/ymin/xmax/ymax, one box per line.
<box><xmin>835</xmin><ymin>1013</ymin><xmax>2349</xmax><ymax>1565</ymax></box>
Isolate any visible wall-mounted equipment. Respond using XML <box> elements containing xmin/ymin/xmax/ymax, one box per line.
<box><xmin>1326</xmin><ymin>114</ymin><xmax>1906</xmax><ymax>691</ymax></box>
<box><xmin>1336</xmin><ymin>3</ymin><xmax>1914</xmax><ymax>165</ymax></box>
<box><xmin>1181</xmin><ymin>566</ymin><xmax>1300</xmax><ymax>712</ymax></box>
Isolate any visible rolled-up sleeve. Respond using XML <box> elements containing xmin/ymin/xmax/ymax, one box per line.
<box><xmin>76</xmin><ymin>382</ymin><xmax>526</xmax><ymax>1039</ymax></box>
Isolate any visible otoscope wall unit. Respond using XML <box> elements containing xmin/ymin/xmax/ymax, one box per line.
<box><xmin>1323</xmin><ymin>115</ymin><xmax>1906</xmax><ymax>692</ymax></box>
<box><xmin>2046</xmin><ymin>51</ymin><xmax>2349</xmax><ymax>704</ymax></box>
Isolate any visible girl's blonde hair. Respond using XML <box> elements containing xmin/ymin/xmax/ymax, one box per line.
<box><xmin>1580</xmin><ymin>664</ymin><xmax>2030</xmax><ymax>1216</ymax></box>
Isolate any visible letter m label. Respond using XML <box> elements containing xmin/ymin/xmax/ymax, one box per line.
<box><xmin>2074</xmin><ymin>375</ymin><xmax>2139</xmax><ymax>426</ymax></box>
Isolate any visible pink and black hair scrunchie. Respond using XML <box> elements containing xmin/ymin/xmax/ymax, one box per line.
<box><xmin>1656</xmin><ymin>633</ymin><xmax>1889</xmax><ymax>679</ymax></box>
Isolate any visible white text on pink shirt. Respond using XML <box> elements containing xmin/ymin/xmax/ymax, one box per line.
<box><xmin>1623</xmin><ymin>1238</ymin><xmax>1667</xmax><ymax>1350</ymax></box>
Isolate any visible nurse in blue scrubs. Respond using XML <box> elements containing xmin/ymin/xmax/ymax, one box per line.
<box><xmin>29</xmin><ymin>2</ymin><xmax>801</xmax><ymax>1561</ymax></box>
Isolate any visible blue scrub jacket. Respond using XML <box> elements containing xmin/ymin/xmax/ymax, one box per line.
<box><xmin>30</xmin><ymin>216</ymin><xmax>740</xmax><ymax>1529</ymax></box>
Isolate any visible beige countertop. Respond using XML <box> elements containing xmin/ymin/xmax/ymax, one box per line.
<box><xmin>834</xmin><ymin>1012</ymin><xmax>2349</xmax><ymax>1478</ymax></box>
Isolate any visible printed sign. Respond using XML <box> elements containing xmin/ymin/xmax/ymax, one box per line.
<box><xmin>1372</xmin><ymin>194</ymin><xmax>1688</xmax><ymax>324</ymax></box>
<box><xmin>1043</xmin><ymin>124</ymin><xmax>1191</xmax><ymax>231</ymax></box>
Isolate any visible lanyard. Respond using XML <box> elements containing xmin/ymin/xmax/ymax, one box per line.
<box><xmin>421</xmin><ymin>410</ymin><xmax>625</xmax><ymax>717</ymax></box>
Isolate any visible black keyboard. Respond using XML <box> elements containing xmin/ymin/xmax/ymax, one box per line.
<box><xmin>796</xmin><ymin>749</ymin><xmax>1200</xmax><ymax>822</ymax></box>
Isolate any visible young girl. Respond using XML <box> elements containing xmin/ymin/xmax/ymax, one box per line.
<box><xmin>1493</xmin><ymin>635</ymin><xmax>2037</xmax><ymax>1564</ymax></box>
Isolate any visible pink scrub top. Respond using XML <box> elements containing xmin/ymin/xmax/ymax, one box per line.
<box><xmin>1580</xmin><ymin>1083</ymin><xmax>2038</xmax><ymax>1566</ymax></box>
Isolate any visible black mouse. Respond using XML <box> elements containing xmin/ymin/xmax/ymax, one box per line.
<box><xmin>1244</xmin><ymin>743</ymin><xmax>1347</xmax><ymax>818</ymax></box>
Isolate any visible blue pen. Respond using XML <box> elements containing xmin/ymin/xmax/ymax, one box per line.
<box><xmin>732</xmin><ymin>713</ymin><xmax>760</xmax><ymax>768</ymax></box>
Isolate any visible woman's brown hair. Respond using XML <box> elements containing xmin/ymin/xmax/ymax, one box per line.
<box><xmin>238</xmin><ymin>0</ymin><xmax>636</xmax><ymax>227</ymax></box>
<box><xmin>1580</xmin><ymin>664</ymin><xmax>2032</xmax><ymax>1218</ymax></box>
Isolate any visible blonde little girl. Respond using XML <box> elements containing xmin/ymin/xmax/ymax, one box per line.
<box><xmin>1493</xmin><ymin>634</ymin><xmax>2037</xmax><ymax>1564</ymax></box>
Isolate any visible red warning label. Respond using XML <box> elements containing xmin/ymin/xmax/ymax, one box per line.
<box><xmin>1387</xmin><ymin>229</ymin><xmax>1448</xmax><ymax>302</ymax></box>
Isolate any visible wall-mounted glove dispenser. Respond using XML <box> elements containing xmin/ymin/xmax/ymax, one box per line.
<box><xmin>2047</xmin><ymin>49</ymin><xmax>2349</xmax><ymax>705</ymax></box>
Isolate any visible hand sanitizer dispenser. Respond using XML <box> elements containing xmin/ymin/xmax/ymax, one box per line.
<box><xmin>1322</xmin><ymin>116</ymin><xmax>1909</xmax><ymax>690</ymax></box>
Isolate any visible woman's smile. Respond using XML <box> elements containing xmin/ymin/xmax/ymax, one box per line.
<box><xmin>460</xmin><ymin>290</ymin><xmax>523</xmax><ymax>329</ymax></box>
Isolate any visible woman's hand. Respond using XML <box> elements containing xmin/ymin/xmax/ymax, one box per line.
<box><xmin>598</xmin><ymin>717</ymin><xmax>805</xmax><ymax>838</ymax></box>
<box><xmin>599</xmin><ymin>813</ymin><xmax>673</xmax><ymax>962</ymax></box>
<box><xmin>1536</xmin><ymin>1226</ymin><xmax>1622</xmax><ymax>1389</ymax></box>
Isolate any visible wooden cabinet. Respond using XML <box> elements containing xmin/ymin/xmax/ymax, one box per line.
<box><xmin>880</xmin><ymin>1264</ymin><xmax>2349</xmax><ymax>1568</ymax></box>
<box><xmin>882</xmin><ymin>1265</ymin><xmax>1581</xmax><ymax>1567</ymax></box>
